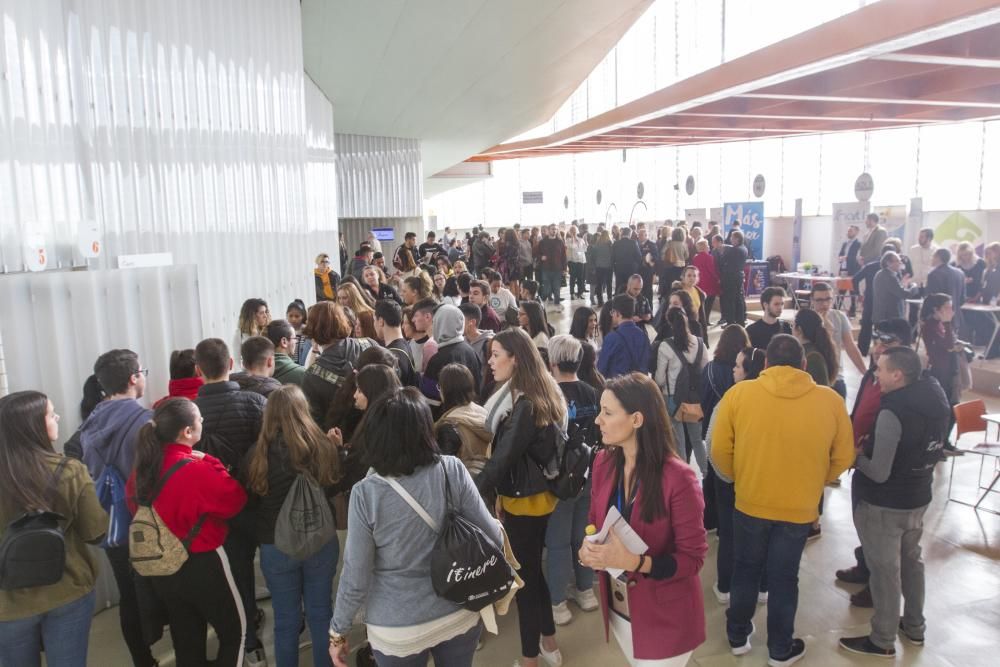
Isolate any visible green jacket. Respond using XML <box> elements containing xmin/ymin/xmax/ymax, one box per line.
<box><xmin>273</xmin><ymin>353</ymin><xmax>305</xmax><ymax>386</ymax></box>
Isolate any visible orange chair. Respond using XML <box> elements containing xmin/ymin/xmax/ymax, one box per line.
<box><xmin>948</xmin><ymin>400</ymin><xmax>1000</xmax><ymax>514</ymax></box>
<box><xmin>834</xmin><ymin>277</ymin><xmax>854</xmax><ymax>311</ymax></box>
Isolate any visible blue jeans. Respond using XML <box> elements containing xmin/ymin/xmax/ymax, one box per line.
<box><xmin>726</xmin><ymin>511</ymin><xmax>810</xmax><ymax>659</ymax></box>
<box><xmin>260</xmin><ymin>538</ymin><xmax>340</xmax><ymax>667</ymax></box>
<box><xmin>713</xmin><ymin>478</ymin><xmax>767</xmax><ymax>595</ymax></box>
<box><xmin>0</xmin><ymin>589</ymin><xmax>95</xmax><ymax>667</ymax></box>
<box><xmin>544</xmin><ymin>485</ymin><xmax>594</xmax><ymax>603</ymax></box>
<box><xmin>540</xmin><ymin>269</ymin><xmax>562</xmax><ymax>304</ymax></box>
<box><xmin>372</xmin><ymin>623</ymin><xmax>481</xmax><ymax>666</ymax></box>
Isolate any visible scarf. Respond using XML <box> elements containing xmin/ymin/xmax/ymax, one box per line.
<box><xmin>315</xmin><ymin>268</ymin><xmax>335</xmax><ymax>300</ymax></box>
<box><xmin>483</xmin><ymin>381</ymin><xmax>514</xmax><ymax>435</ymax></box>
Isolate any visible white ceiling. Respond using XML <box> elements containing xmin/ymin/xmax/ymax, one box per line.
<box><xmin>301</xmin><ymin>0</ymin><xmax>653</xmax><ymax>196</ymax></box>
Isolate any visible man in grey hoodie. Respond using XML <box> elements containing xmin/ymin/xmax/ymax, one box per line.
<box><xmin>421</xmin><ymin>304</ymin><xmax>483</xmax><ymax>406</ymax></box>
<box><xmin>80</xmin><ymin>349</ymin><xmax>156</xmax><ymax>667</ymax></box>
<box><xmin>460</xmin><ymin>302</ymin><xmax>493</xmax><ymax>368</ymax></box>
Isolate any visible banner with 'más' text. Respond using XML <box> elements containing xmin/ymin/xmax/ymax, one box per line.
<box><xmin>724</xmin><ymin>201</ymin><xmax>764</xmax><ymax>260</ymax></box>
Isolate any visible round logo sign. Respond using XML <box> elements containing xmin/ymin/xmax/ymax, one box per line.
<box><xmin>637</xmin><ymin>182</ymin><xmax>645</xmax><ymax>200</ymax></box>
<box><xmin>596</xmin><ymin>189</ymin><xmax>602</xmax><ymax>205</ymax></box>
<box><xmin>563</xmin><ymin>195</ymin><xmax>569</xmax><ymax>209</ymax></box>
<box><xmin>685</xmin><ymin>175</ymin><xmax>695</xmax><ymax>196</ymax></box>
<box><xmin>855</xmin><ymin>172</ymin><xmax>874</xmax><ymax>202</ymax></box>
<box><xmin>753</xmin><ymin>174</ymin><xmax>766</xmax><ymax>198</ymax></box>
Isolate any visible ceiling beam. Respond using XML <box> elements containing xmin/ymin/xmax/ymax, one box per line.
<box><xmin>475</xmin><ymin>0</ymin><xmax>1000</xmax><ymax>158</ymax></box>
<box><xmin>874</xmin><ymin>53</ymin><xmax>1000</xmax><ymax>68</ymax></box>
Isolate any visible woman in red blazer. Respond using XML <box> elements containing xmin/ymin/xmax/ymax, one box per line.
<box><xmin>580</xmin><ymin>372</ymin><xmax>707</xmax><ymax>666</ymax></box>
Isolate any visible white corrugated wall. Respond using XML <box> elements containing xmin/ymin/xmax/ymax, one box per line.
<box><xmin>336</xmin><ymin>133</ymin><xmax>423</xmax><ymax>219</ymax></box>
<box><xmin>0</xmin><ymin>0</ymin><xmax>339</xmax><ymax>408</ymax></box>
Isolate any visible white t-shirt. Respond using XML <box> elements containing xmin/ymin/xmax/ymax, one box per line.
<box><xmin>489</xmin><ymin>287</ymin><xmax>517</xmax><ymax>314</ymax></box>
<box><xmin>823</xmin><ymin>308</ymin><xmax>851</xmax><ymax>380</ymax></box>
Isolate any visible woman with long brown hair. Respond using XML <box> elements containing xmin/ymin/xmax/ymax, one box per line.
<box><xmin>125</xmin><ymin>398</ymin><xmax>247</xmax><ymax>667</ymax></box>
<box><xmin>246</xmin><ymin>386</ymin><xmax>344</xmax><ymax>667</ymax></box>
<box><xmin>476</xmin><ymin>327</ymin><xmax>567</xmax><ymax>667</ymax></box>
<box><xmin>793</xmin><ymin>308</ymin><xmax>839</xmax><ymax>386</ymax></box>
<box><xmin>580</xmin><ymin>373</ymin><xmax>707</xmax><ymax>666</ymax></box>
<box><xmin>0</xmin><ymin>392</ymin><xmax>107</xmax><ymax>667</ymax></box>
<box><xmin>233</xmin><ymin>298</ymin><xmax>270</xmax><ymax>358</ymax></box>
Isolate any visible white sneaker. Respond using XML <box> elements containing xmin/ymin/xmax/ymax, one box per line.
<box><xmin>539</xmin><ymin>642</ymin><xmax>564</xmax><ymax>667</ymax></box>
<box><xmin>713</xmin><ymin>581</ymin><xmax>730</xmax><ymax>605</ymax></box>
<box><xmin>758</xmin><ymin>591</ymin><xmax>769</xmax><ymax>605</ymax></box>
<box><xmin>551</xmin><ymin>601</ymin><xmax>573</xmax><ymax>625</ymax></box>
<box><xmin>730</xmin><ymin>622</ymin><xmax>755</xmax><ymax>656</ymax></box>
<box><xmin>245</xmin><ymin>647</ymin><xmax>268</xmax><ymax>667</ymax></box>
<box><xmin>569</xmin><ymin>586</ymin><xmax>599</xmax><ymax>612</ymax></box>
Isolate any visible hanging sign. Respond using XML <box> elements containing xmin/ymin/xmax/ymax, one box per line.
<box><xmin>752</xmin><ymin>174</ymin><xmax>766</xmax><ymax>198</ymax></box>
<box><xmin>24</xmin><ymin>235</ymin><xmax>48</xmax><ymax>272</ymax></box>
<box><xmin>685</xmin><ymin>175</ymin><xmax>695</xmax><ymax>195</ymax></box>
<box><xmin>854</xmin><ymin>172</ymin><xmax>874</xmax><ymax>202</ymax></box>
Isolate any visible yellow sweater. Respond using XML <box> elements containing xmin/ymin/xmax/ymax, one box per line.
<box><xmin>709</xmin><ymin>365</ymin><xmax>855</xmax><ymax>524</ymax></box>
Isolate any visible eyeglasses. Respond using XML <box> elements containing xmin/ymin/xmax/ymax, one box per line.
<box><xmin>812</xmin><ymin>297</ymin><xmax>833</xmax><ymax>303</ymax></box>
<box><xmin>873</xmin><ymin>333</ymin><xmax>900</xmax><ymax>344</ymax></box>
<box><xmin>133</xmin><ymin>368</ymin><xmax>149</xmax><ymax>377</ymax></box>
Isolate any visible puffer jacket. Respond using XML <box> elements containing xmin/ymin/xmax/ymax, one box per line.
<box><xmin>231</xmin><ymin>372</ymin><xmax>282</xmax><ymax>398</ymax></box>
<box><xmin>435</xmin><ymin>403</ymin><xmax>492</xmax><ymax>476</ymax></box>
<box><xmin>194</xmin><ymin>381</ymin><xmax>266</xmax><ymax>476</ymax></box>
<box><xmin>475</xmin><ymin>396</ymin><xmax>555</xmax><ymax>499</ymax></box>
<box><xmin>302</xmin><ymin>337</ymin><xmax>379</xmax><ymax>427</ymax></box>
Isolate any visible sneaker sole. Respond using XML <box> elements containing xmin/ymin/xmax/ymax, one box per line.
<box><xmin>730</xmin><ymin>625</ymin><xmax>754</xmax><ymax>656</ymax></box>
<box><xmin>769</xmin><ymin>646</ymin><xmax>807</xmax><ymax>666</ymax></box>
<box><xmin>838</xmin><ymin>642</ymin><xmax>894</xmax><ymax>658</ymax></box>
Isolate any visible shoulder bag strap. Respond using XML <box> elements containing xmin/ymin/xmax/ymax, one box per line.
<box><xmin>45</xmin><ymin>457</ymin><xmax>71</xmax><ymax>507</ymax></box>
<box><xmin>690</xmin><ymin>340</ymin><xmax>705</xmax><ymax>394</ymax></box>
<box><xmin>147</xmin><ymin>458</ymin><xmax>192</xmax><ymax>504</ymax></box>
<box><xmin>377</xmin><ymin>474</ymin><xmax>439</xmax><ymax>533</ymax></box>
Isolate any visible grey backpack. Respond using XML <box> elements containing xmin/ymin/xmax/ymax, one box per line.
<box><xmin>274</xmin><ymin>473</ymin><xmax>336</xmax><ymax>560</ymax></box>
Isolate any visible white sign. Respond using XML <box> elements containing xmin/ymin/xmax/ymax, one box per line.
<box><xmin>831</xmin><ymin>201</ymin><xmax>870</xmax><ymax>273</ymax></box>
<box><xmin>684</xmin><ymin>208</ymin><xmax>707</xmax><ymax>226</ymax></box>
<box><xmin>709</xmin><ymin>207</ymin><xmax>723</xmax><ymax>224</ymax></box>
<box><xmin>78</xmin><ymin>221</ymin><xmax>102</xmax><ymax>258</ymax></box>
<box><xmin>873</xmin><ymin>204</ymin><xmax>906</xmax><ymax>234</ymax></box>
<box><xmin>118</xmin><ymin>252</ymin><xmax>174</xmax><ymax>269</ymax></box>
<box><xmin>23</xmin><ymin>235</ymin><xmax>48</xmax><ymax>272</ymax></box>
<box><xmin>854</xmin><ymin>172</ymin><xmax>874</xmax><ymax>202</ymax></box>
<box><xmin>752</xmin><ymin>174</ymin><xmax>766</xmax><ymax>198</ymax></box>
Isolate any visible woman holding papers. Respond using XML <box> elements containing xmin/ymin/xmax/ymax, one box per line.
<box><xmin>580</xmin><ymin>373</ymin><xmax>707</xmax><ymax>666</ymax></box>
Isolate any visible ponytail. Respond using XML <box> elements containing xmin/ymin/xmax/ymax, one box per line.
<box><xmin>132</xmin><ymin>398</ymin><xmax>200</xmax><ymax>503</ymax></box>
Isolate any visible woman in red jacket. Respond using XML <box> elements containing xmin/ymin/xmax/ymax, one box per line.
<box><xmin>579</xmin><ymin>373</ymin><xmax>707</xmax><ymax>666</ymax></box>
<box><xmin>126</xmin><ymin>398</ymin><xmax>248</xmax><ymax>667</ymax></box>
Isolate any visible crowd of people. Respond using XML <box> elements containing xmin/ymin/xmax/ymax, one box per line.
<box><xmin>0</xmin><ymin>217</ymin><xmax>972</xmax><ymax>667</ymax></box>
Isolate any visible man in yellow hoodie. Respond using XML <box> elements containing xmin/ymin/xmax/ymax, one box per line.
<box><xmin>711</xmin><ymin>334</ymin><xmax>854</xmax><ymax>667</ymax></box>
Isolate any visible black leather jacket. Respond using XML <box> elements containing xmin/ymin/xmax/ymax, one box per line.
<box><xmin>475</xmin><ymin>397</ymin><xmax>555</xmax><ymax>499</ymax></box>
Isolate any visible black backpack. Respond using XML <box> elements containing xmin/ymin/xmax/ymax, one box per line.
<box><xmin>380</xmin><ymin>460</ymin><xmax>514</xmax><ymax>612</ymax></box>
<box><xmin>546</xmin><ymin>420</ymin><xmax>596</xmax><ymax>500</ymax></box>
<box><xmin>666</xmin><ymin>339</ymin><xmax>705</xmax><ymax>406</ymax></box>
<box><xmin>0</xmin><ymin>459</ymin><xmax>69</xmax><ymax>590</ymax></box>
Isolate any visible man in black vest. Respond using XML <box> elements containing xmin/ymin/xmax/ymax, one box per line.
<box><xmin>839</xmin><ymin>347</ymin><xmax>949</xmax><ymax>658</ymax></box>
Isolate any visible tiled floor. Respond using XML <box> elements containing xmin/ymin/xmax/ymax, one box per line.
<box><xmin>87</xmin><ymin>295</ymin><xmax>1000</xmax><ymax>666</ymax></box>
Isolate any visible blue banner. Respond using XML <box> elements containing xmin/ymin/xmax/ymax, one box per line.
<box><xmin>725</xmin><ymin>201</ymin><xmax>765</xmax><ymax>260</ymax></box>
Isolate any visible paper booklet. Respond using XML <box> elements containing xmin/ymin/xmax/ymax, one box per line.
<box><xmin>586</xmin><ymin>506</ymin><xmax>650</xmax><ymax>579</ymax></box>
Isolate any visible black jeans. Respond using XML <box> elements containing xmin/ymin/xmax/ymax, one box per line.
<box><xmin>223</xmin><ymin>527</ymin><xmax>260</xmax><ymax>651</ymax></box>
<box><xmin>522</xmin><ymin>264</ymin><xmax>534</xmax><ymax>282</ymax></box>
<box><xmin>593</xmin><ymin>268</ymin><xmax>613</xmax><ymax>303</ymax></box>
<box><xmin>105</xmin><ymin>545</ymin><xmax>156</xmax><ymax>667</ymax></box>
<box><xmin>568</xmin><ymin>261</ymin><xmax>586</xmax><ymax>296</ymax></box>
<box><xmin>703</xmin><ymin>294</ymin><xmax>717</xmax><ymax>322</ymax></box>
<box><xmin>726</xmin><ymin>511</ymin><xmax>810</xmax><ymax>659</ymax></box>
<box><xmin>720</xmin><ymin>275</ymin><xmax>746</xmax><ymax>324</ymax></box>
<box><xmin>858</xmin><ymin>309</ymin><xmax>874</xmax><ymax>356</ymax></box>
<box><xmin>504</xmin><ymin>512</ymin><xmax>555</xmax><ymax>658</ymax></box>
<box><xmin>150</xmin><ymin>548</ymin><xmax>246</xmax><ymax>667</ymax></box>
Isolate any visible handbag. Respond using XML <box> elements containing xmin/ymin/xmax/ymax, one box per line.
<box><xmin>378</xmin><ymin>460</ymin><xmax>514</xmax><ymax>612</ymax></box>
